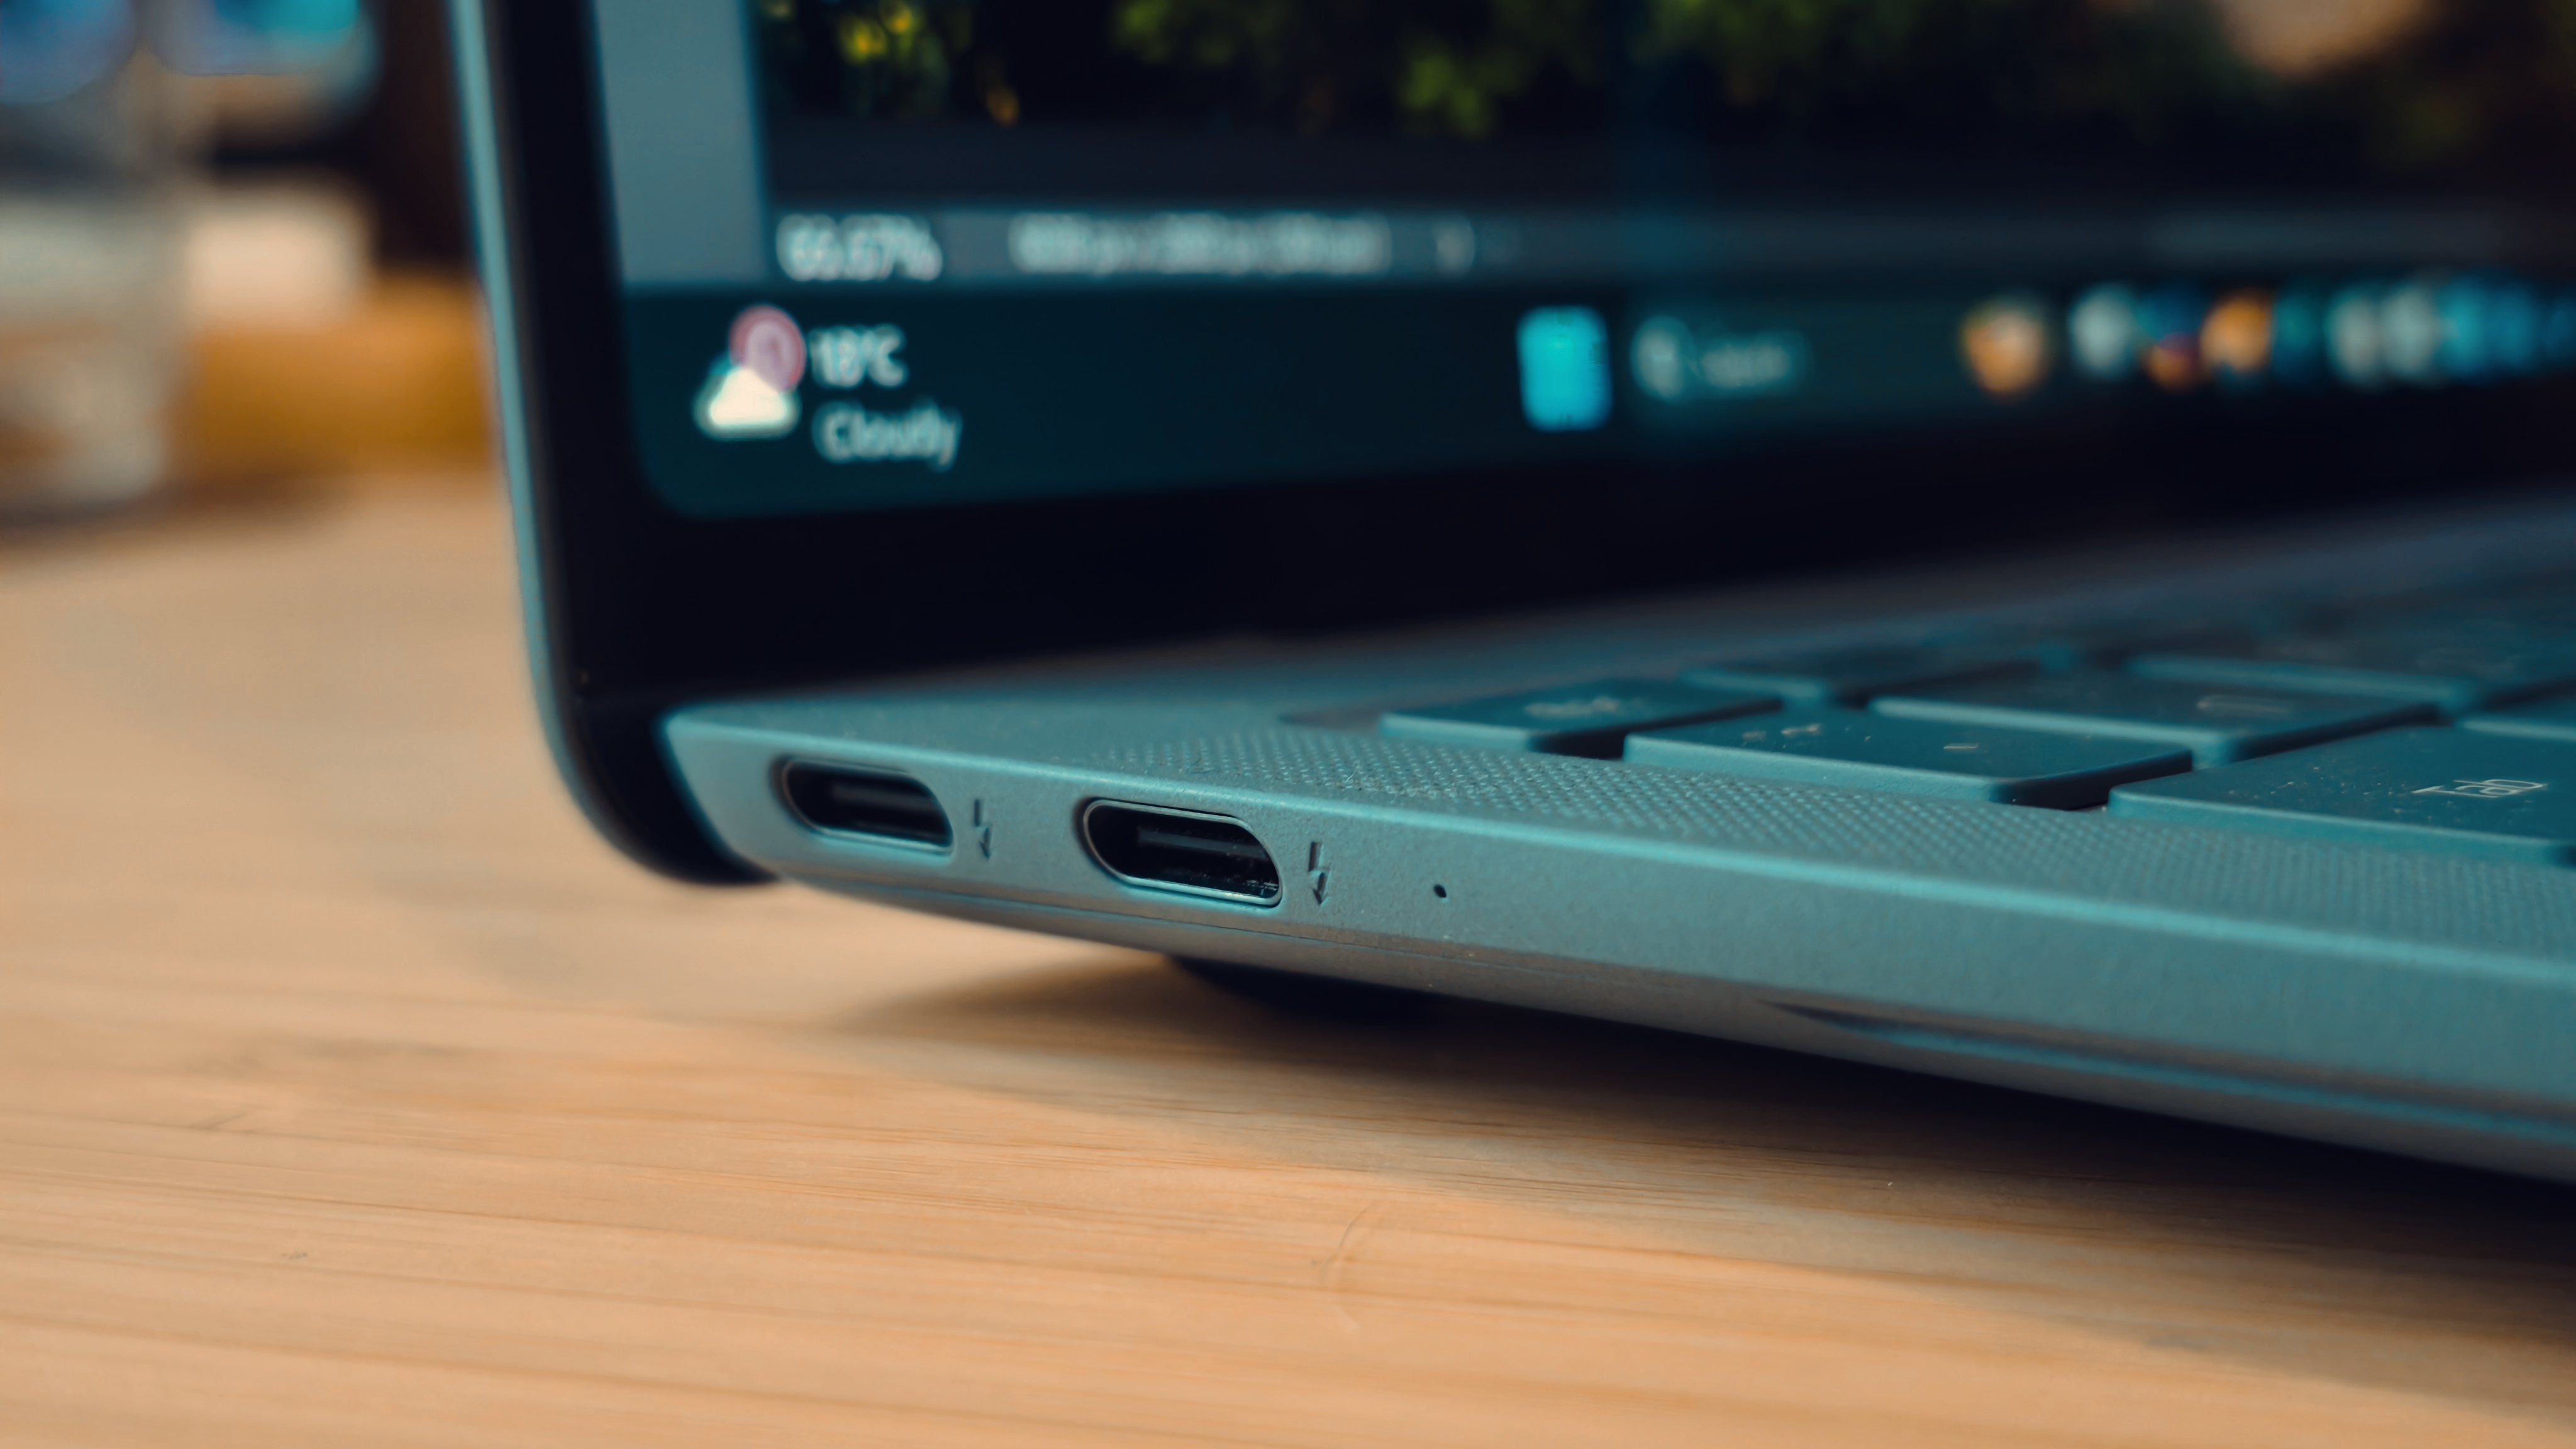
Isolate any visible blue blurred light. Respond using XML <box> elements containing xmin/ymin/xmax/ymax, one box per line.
<box><xmin>2325</xmin><ymin>282</ymin><xmax>2389</xmax><ymax>390</ymax></box>
<box><xmin>2436</xmin><ymin>274</ymin><xmax>2494</xmax><ymax>384</ymax></box>
<box><xmin>2547</xmin><ymin>295</ymin><xmax>2576</xmax><ymax>372</ymax></box>
<box><xmin>2067</xmin><ymin>283</ymin><xmax>2141</xmax><ymax>382</ymax></box>
<box><xmin>2269</xmin><ymin>282</ymin><xmax>2331</xmax><ymax>391</ymax></box>
<box><xmin>1518</xmin><ymin>307</ymin><xmax>1611</xmax><ymax>432</ymax></box>
<box><xmin>2485</xmin><ymin>279</ymin><xmax>2543</xmax><ymax>378</ymax></box>
<box><xmin>2136</xmin><ymin>283</ymin><xmax>2207</xmax><ymax>390</ymax></box>
<box><xmin>151</xmin><ymin>0</ymin><xmax>360</xmax><ymax>75</ymax></box>
<box><xmin>0</xmin><ymin>0</ymin><xmax>135</xmax><ymax>105</ymax></box>
<box><xmin>2379</xmin><ymin>274</ymin><xmax>2446</xmax><ymax>386</ymax></box>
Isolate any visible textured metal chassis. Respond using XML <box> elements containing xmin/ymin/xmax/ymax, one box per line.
<box><xmin>665</xmin><ymin>502</ymin><xmax>2576</xmax><ymax>1181</ymax></box>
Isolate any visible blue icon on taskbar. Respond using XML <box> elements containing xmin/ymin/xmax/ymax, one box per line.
<box><xmin>1517</xmin><ymin>307</ymin><xmax>1612</xmax><ymax>431</ymax></box>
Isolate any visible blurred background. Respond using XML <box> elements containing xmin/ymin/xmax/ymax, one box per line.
<box><xmin>0</xmin><ymin>0</ymin><xmax>482</xmax><ymax>520</ymax></box>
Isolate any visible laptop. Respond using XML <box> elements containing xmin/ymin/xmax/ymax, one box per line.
<box><xmin>453</xmin><ymin>0</ymin><xmax>2576</xmax><ymax>1180</ymax></box>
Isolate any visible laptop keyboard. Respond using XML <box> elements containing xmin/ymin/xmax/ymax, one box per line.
<box><xmin>1375</xmin><ymin>574</ymin><xmax>2576</xmax><ymax>867</ymax></box>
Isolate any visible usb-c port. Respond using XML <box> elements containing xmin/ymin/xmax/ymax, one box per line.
<box><xmin>1082</xmin><ymin>802</ymin><xmax>1280</xmax><ymax>905</ymax></box>
<box><xmin>777</xmin><ymin>762</ymin><xmax>952</xmax><ymax>848</ymax></box>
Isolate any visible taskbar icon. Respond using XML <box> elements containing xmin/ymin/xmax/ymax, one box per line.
<box><xmin>694</xmin><ymin>304</ymin><xmax>806</xmax><ymax>440</ymax></box>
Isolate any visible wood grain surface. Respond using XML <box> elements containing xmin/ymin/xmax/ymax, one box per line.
<box><xmin>8</xmin><ymin>482</ymin><xmax>2576</xmax><ymax>1448</ymax></box>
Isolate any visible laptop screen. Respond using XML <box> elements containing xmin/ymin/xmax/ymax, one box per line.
<box><xmin>588</xmin><ymin>0</ymin><xmax>2576</xmax><ymax>521</ymax></box>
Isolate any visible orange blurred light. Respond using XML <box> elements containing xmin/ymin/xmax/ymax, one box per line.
<box><xmin>1960</xmin><ymin>294</ymin><xmax>2055</xmax><ymax>400</ymax></box>
<box><xmin>2202</xmin><ymin>291</ymin><xmax>2275</xmax><ymax>387</ymax></box>
<box><xmin>2143</xmin><ymin>335</ymin><xmax>2200</xmax><ymax>391</ymax></box>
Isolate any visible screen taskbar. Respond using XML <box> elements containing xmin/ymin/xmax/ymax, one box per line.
<box><xmin>625</xmin><ymin>258</ymin><xmax>2576</xmax><ymax>521</ymax></box>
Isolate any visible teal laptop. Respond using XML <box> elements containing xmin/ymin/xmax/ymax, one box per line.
<box><xmin>455</xmin><ymin>0</ymin><xmax>2576</xmax><ymax>1180</ymax></box>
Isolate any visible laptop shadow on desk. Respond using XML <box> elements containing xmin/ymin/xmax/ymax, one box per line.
<box><xmin>854</xmin><ymin>955</ymin><xmax>2576</xmax><ymax>1423</ymax></box>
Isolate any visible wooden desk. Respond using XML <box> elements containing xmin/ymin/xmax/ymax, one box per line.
<box><xmin>8</xmin><ymin>482</ymin><xmax>2576</xmax><ymax>1447</ymax></box>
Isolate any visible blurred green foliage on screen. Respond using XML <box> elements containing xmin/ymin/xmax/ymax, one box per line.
<box><xmin>753</xmin><ymin>0</ymin><xmax>2576</xmax><ymax>178</ymax></box>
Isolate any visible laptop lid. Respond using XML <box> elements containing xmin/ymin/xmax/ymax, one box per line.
<box><xmin>453</xmin><ymin>0</ymin><xmax>2576</xmax><ymax>881</ymax></box>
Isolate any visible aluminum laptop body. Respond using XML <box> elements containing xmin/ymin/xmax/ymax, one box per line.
<box><xmin>455</xmin><ymin>0</ymin><xmax>2576</xmax><ymax>1179</ymax></box>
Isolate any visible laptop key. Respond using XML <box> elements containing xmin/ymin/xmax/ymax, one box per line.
<box><xmin>1379</xmin><ymin>679</ymin><xmax>1777</xmax><ymax>757</ymax></box>
<box><xmin>1873</xmin><ymin>671</ymin><xmax>2433</xmax><ymax>766</ymax></box>
<box><xmin>2460</xmin><ymin>694</ymin><xmax>2576</xmax><ymax>745</ymax></box>
<box><xmin>2127</xmin><ymin>629</ymin><xmax>2576</xmax><ymax>717</ymax></box>
<box><xmin>1626</xmin><ymin>709</ymin><xmax>2190</xmax><ymax>808</ymax></box>
<box><xmin>2109</xmin><ymin>727</ymin><xmax>2576</xmax><ymax>867</ymax></box>
<box><xmin>1680</xmin><ymin>644</ymin><xmax>2033</xmax><ymax>704</ymax></box>
<box><xmin>2328</xmin><ymin>594</ymin><xmax>2576</xmax><ymax>636</ymax></box>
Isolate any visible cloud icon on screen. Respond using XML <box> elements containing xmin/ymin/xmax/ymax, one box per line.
<box><xmin>694</xmin><ymin>304</ymin><xmax>806</xmax><ymax>440</ymax></box>
<box><xmin>694</xmin><ymin>360</ymin><xmax>799</xmax><ymax>438</ymax></box>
